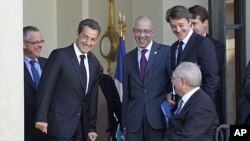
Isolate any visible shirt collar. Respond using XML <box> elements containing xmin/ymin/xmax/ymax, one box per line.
<box><xmin>181</xmin><ymin>87</ymin><xmax>200</xmax><ymax>104</ymax></box>
<box><xmin>73</xmin><ymin>42</ymin><xmax>87</xmax><ymax>58</ymax></box>
<box><xmin>181</xmin><ymin>30</ymin><xmax>193</xmax><ymax>45</ymax></box>
<box><xmin>137</xmin><ymin>40</ymin><xmax>153</xmax><ymax>52</ymax></box>
<box><xmin>24</xmin><ymin>56</ymin><xmax>38</xmax><ymax>63</ymax></box>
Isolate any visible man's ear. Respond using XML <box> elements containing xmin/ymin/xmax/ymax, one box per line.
<box><xmin>203</xmin><ymin>19</ymin><xmax>209</xmax><ymax>27</ymax></box>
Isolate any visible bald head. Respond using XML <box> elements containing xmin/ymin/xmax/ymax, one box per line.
<box><xmin>134</xmin><ymin>16</ymin><xmax>153</xmax><ymax>30</ymax></box>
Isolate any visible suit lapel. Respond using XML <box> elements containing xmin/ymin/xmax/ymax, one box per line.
<box><xmin>86</xmin><ymin>52</ymin><xmax>95</xmax><ymax>94</ymax></box>
<box><xmin>69</xmin><ymin>46</ymin><xmax>86</xmax><ymax>94</ymax></box>
<box><xmin>181</xmin><ymin>89</ymin><xmax>200</xmax><ymax>112</ymax></box>
<box><xmin>179</xmin><ymin>32</ymin><xmax>197</xmax><ymax>62</ymax></box>
<box><xmin>130</xmin><ymin>49</ymin><xmax>143</xmax><ymax>84</ymax></box>
<box><xmin>171</xmin><ymin>41</ymin><xmax>179</xmax><ymax>70</ymax></box>
<box><xmin>145</xmin><ymin>42</ymin><xmax>157</xmax><ymax>75</ymax></box>
<box><xmin>38</xmin><ymin>57</ymin><xmax>46</xmax><ymax>69</ymax></box>
<box><xmin>24</xmin><ymin>63</ymin><xmax>36</xmax><ymax>89</ymax></box>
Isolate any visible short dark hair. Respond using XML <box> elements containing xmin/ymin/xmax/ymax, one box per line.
<box><xmin>23</xmin><ymin>26</ymin><xmax>40</xmax><ymax>40</ymax></box>
<box><xmin>165</xmin><ymin>5</ymin><xmax>192</xmax><ymax>23</ymax></box>
<box><xmin>189</xmin><ymin>5</ymin><xmax>209</xmax><ymax>22</ymax></box>
<box><xmin>77</xmin><ymin>19</ymin><xmax>101</xmax><ymax>36</ymax></box>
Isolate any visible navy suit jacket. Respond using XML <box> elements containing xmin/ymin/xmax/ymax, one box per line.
<box><xmin>206</xmin><ymin>34</ymin><xmax>226</xmax><ymax>123</ymax></box>
<box><xmin>99</xmin><ymin>74</ymin><xmax>122</xmax><ymax>140</ymax></box>
<box><xmin>35</xmin><ymin>44</ymin><xmax>100</xmax><ymax>139</ymax></box>
<box><xmin>164</xmin><ymin>89</ymin><xmax>219</xmax><ymax>141</ymax></box>
<box><xmin>238</xmin><ymin>60</ymin><xmax>250</xmax><ymax>124</ymax></box>
<box><xmin>171</xmin><ymin>32</ymin><xmax>219</xmax><ymax>101</ymax></box>
<box><xmin>24</xmin><ymin>57</ymin><xmax>47</xmax><ymax>141</ymax></box>
<box><xmin>122</xmin><ymin>41</ymin><xmax>172</xmax><ymax>132</ymax></box>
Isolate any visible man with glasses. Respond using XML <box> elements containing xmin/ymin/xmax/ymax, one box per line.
<box><xmin>122</xmin><ymin>16</ymin><xmax>172</xmax><ymax>141</ymax></box>
<box><xmin>35</xmin><ymin>19</ymin><xmax>101</xmax><ymax>141</ymax></box>
<box><xmin>23</xmin><ymin>26</ymin><xmax>48</xmax><ymax>141</ymax></box>
<box><xmin>163</xmin><ymin>62</ymin><xmax>218</xmax><ymax>141</ymax></box>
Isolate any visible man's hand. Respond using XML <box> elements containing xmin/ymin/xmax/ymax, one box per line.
<box><xmin>166</xmin><ymin>92</ymin><xmax>176</xmax><ymax>107</ymax></box>
<box><xmin>35</xmin><ymin>122</ymin><xmax>48</xmax><ymax>134</ymax></box>
<box><xmin>88</xmin><ymin>132</ymin><xmax>98</xmax><ymax>141</ymax></box>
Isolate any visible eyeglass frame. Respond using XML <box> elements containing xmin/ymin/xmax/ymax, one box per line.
<box><xmin>24</xmin><ymin>40</ymin><xmax>45</xmax><ymax>45</ymax></box>
<box><xmin>133</xmin><ymin>28</ymin><xmax>153</xmax><ymax>35</ymax></box>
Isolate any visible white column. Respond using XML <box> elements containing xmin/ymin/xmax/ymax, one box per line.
<box><xmin>0</xmin><ymin>0</ymin><xmax>24</xmax><ymax>140</ymax></box>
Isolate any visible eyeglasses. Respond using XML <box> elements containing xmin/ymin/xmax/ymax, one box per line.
<box><xmin>25</xmin><ymin>40</ymin><xmax>45</xmax><ymax>45</ymax></box>
<box><xmin>133</xmin><ymin>28</ymin><xmax>152</xmax><ymax>35</ymax></box>
<box><xmin>171</xmin><ymin>76</ymin><xmax>182</xmax><ymax>80</ymax></box>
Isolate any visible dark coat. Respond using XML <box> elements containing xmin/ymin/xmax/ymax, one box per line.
<box><xmin>35</xmin><ymin>44</ymin><xmax>100</xmax><ymax>139</ymax></box>
<box><xmin>164</xmin><ymin>89</ymin><xmax>219</xmax><ymax>141</ymax></box>
<box><xmin>24</xmin><ymin>57</ymin><xmax>47</xmax><ymax>141</ymax></box>
<box><xmin>171</xmin><ymin>32</ymin><xmax>219</xmax><ymax>101</ymax></box>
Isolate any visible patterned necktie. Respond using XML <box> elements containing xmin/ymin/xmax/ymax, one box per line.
<box><xmin>30</xmin><ymin>60</ymin><xmax>40</xmax><ymax>89</ymax></box>
<box><xmin>175</xmin><ymin>99</ymin><xmax>183</xmax><ymax>114</ymax></box>
<box><xmin>176</xmin><ymin>41</ymin><xmax>184</xmax><ymax>66</ymax></box>
<box><xmin>140</xmin><ymin>49</ymin><xmax>148</xmax><ymax>80</ymax></box>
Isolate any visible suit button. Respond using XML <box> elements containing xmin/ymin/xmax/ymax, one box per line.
<box><xmin>141</xmin><ymin>103</ymin><xmax>145</xmax><ymax>106</ymax></box>
<box><xmin>77</xmin><ymin>113</ymin><xmax>81</xmax><ymax>116</ymax></box>
<box><xmin>82</xmin><ymin>102</ymin><xmax>84</xmax><ymax>105</ymax></box>
<box><xmin>144</xmin><ymin>89</ymin><xmax>147</xmax><ymax>93</ymax></box>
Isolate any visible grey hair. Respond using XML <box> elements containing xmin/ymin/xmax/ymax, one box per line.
<box><xmin>23</xmin><ymin>26</ymin><xmax>40</xmax><ymax>41</ymax></box>
<box><xmin>174</xmin><ymin>62</ymin><xmax>202</xmax><ymax>87</ymax></box>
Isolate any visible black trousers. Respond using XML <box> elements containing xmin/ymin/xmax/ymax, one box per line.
<box><xmin>48</xmin><ymin>120</ymin><xmax>85</xmax><ymax>141</ymax></box>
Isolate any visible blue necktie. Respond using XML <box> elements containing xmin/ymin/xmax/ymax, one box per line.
<box><xmin>30</xmin><ymin>60</ymin><xmax>40</xmax><ymax>88</ymax></box>
<box><xmin>176</xmin><ymin>41</ymin><xmax>184</xmax><ymax>66</ymax></box>
<box><xmin>140</xmin><ymin>49</ymin><xmax>148</xmax><ymax>79</ymax></box>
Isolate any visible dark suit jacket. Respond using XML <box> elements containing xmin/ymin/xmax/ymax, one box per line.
<box><xmin>171</xmin><ymin>32</ymin><xmax>219</xmax><ymax>101</ymax></box>
<box><xmin>164</xmin><ymin>89</ymin><xmax>219</xmax><ymax>141</ymax></box>
<box><xmin>238</xmin><ymin>60</ymin><xmax>250</xmax><ymax>124</ymax></box>
<box><xmin>35</xmin><ymin>44</ymin><xmax>100</xmax><ymax>139</ymax></box>
<box><xmin>99</xmin><ymin>74</ymin><xmax>122</xmax><ymax>141</ymax></box>
<box><xmin>24</xmin><ymin>57</ymin><xmax>47</xmax><ymax>141</ymax></box>
<box><xmin>206</xmin><ymin>34</ymin><xmax>226</xmax><ymax>124</ymax></box>
<box><xmin>122</xmin><ymin>41</ymin><xmax>172</xmax><ymax>132</ymax></box>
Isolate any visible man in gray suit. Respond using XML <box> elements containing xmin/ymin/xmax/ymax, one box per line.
<box><xmin>122</xmin><ymin>16</ymin><xmax>172</xmax><ymax>141</ymax></box>
<box><xmin>163</xmin><ymin>62</ymin><xmax>218</xmax><ymax>141</ymax></box>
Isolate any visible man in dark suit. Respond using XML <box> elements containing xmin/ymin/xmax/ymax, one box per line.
<box><xmin>96</xmin><ymin>72</ymin><xmax>122</xmax><ymax>141</ymax></box>
<box><xmin>35</xmin><ymin>19</ymin><xmax>101</xmax><ymax>141</ymax></box>
<box><xmin>163</xmin><ymin>62</ymin><xmax>219</xmax><ymax>141</ymax></box>
<box><xmin>238</xmin><ymin>60</ymin><xmax>250</xmax><ymax>124</ymax></box>
<box><xmin>122</xmin><ymin>16</ymin><xmax>172</xmax><ymax>141</ymax></box>
<box><xmin>23</xmin><ymin>26</ymin><xmax>48</xmax><ymax>141</ymax></box>
<box><xmin>189</xmin><ymin>5</ymin><xmax>226</xmax><ymax>124</ymax></box>
<box><xmin>165</xmin><ymin>5</ymin><xmax>219</xmax><ymax>101</ymax></box>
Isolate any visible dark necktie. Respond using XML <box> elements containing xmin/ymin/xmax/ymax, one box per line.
<box><xmin>140</xmin><ymin>49</ymin><xmax>148</xmax><ymax>79</ymax></box>
<box><xmin>176</xmin><ymin>41</ymin><xmax>184</xmax><ymax>66</ymax></box>
<box><xmin>30</xmin><ymin>60</ymin><xmax>40</xmax><ymax>88</ymax></box>
<box><xmin>175</xmin><ymin>99</ymin><xmax>183</xmax><ymax>114</ymax></box>
<box><xmin>80</xmin><ymin>55</ymin><xmax>87</xmax><ymax>93</ymax></box>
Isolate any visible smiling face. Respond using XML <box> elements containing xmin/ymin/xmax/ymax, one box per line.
<box><xmin>23</xmin><ymin>31</ymin><xmax>44</xmax><ymax>59</ymax></box>
<box><xmin>76</xmin><ymin>26</ymin><xmax>99</xmax><ymax>54</ymax></box>
<box><xmin>169</xmin><ymin>17</ymin><xmax>192</xmax><ymax>40</ymax></box>
<box><xmin>133</xmin><ymin>16</ymin><xmax>154</xmax><ymax>48</ymax></box>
